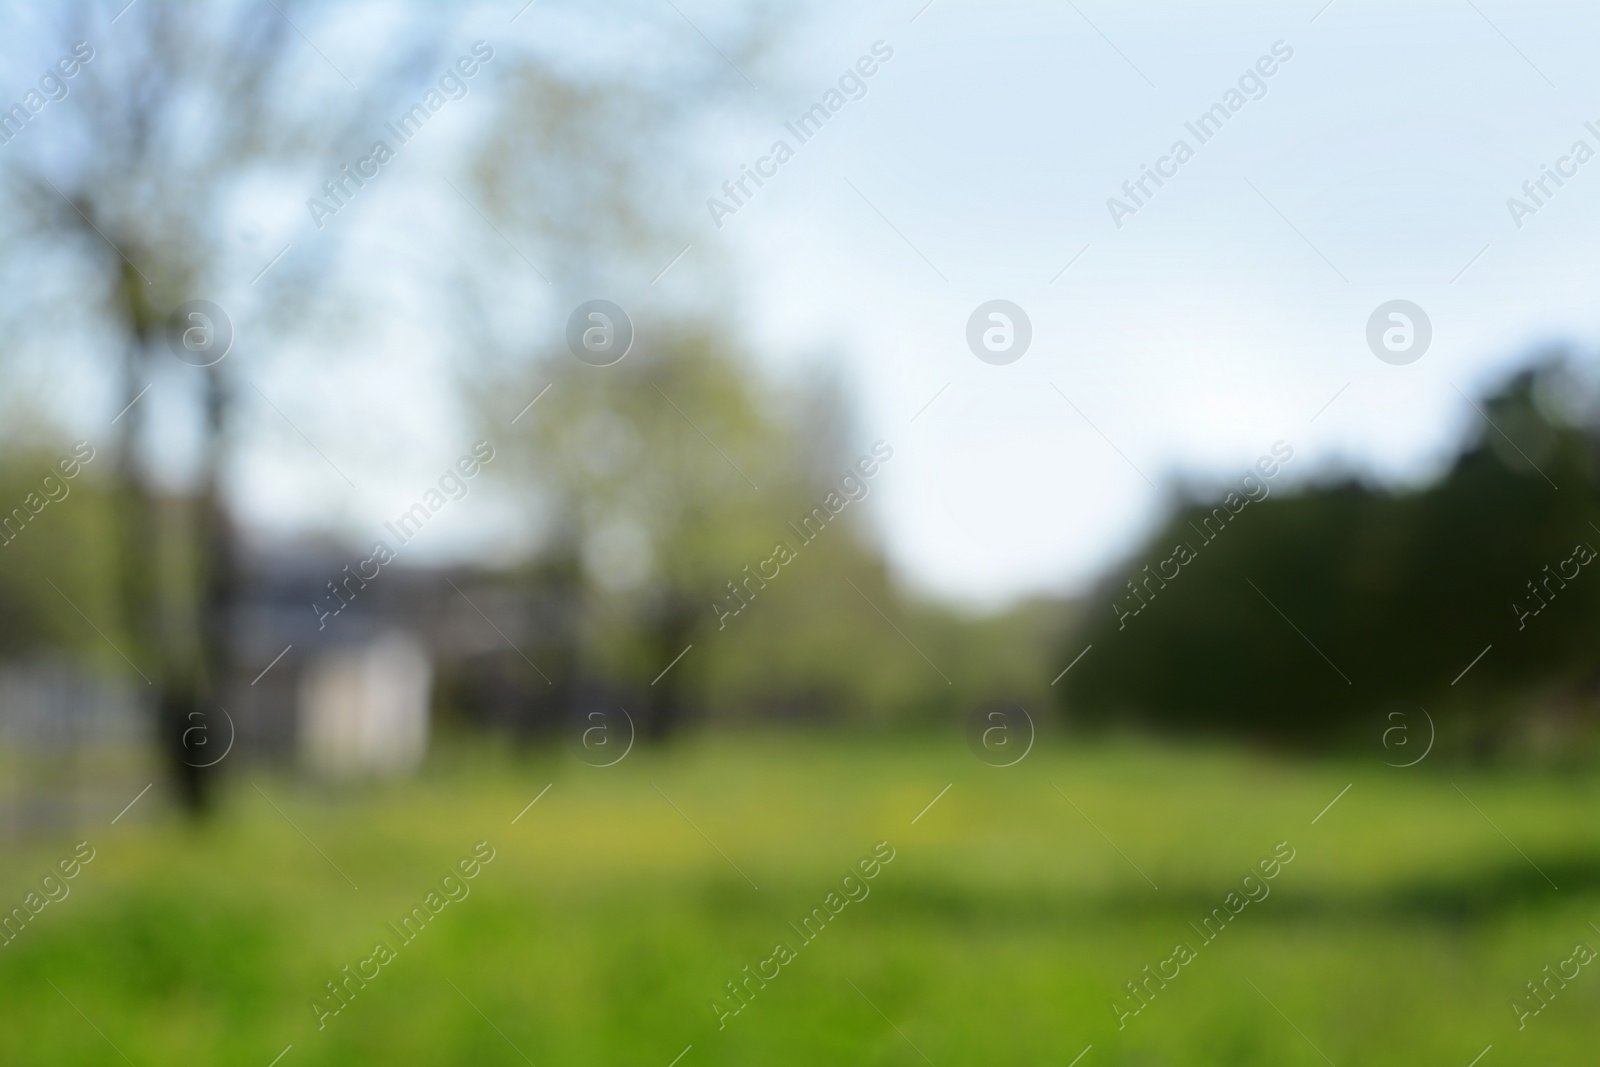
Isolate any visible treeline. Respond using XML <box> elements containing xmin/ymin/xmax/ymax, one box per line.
<box><xmin>1059</xmin><ymin>360</ymin><xmax>1600</xmax><ymax>755</ymax></box>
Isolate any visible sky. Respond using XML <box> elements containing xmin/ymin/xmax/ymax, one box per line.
<box><xmin>693</xmin><ymin>0</ymin><xmax>1600</xmax><ymax>608</ymax></box>
<box><xmin>18</xmin><ymin>0</ymin><xmax>1600</xmax><ymax>612</ymax></box>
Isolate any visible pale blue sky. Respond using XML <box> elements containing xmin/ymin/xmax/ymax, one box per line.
<box><xmin>703</xmin><ymin>0</ymin><xmax>1600</xmax><ymax>606</ymax></box>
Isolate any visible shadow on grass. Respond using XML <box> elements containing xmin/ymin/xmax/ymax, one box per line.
<box><xmin>862</xmin><ymin>854</ymin><xmax>1600</xmax><ymax>928</ymax></box>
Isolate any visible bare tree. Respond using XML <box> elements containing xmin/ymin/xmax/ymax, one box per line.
<box><xmin>0</xmin><ymin>1</ymin><xmax>448</xmax><ymax>809</ymax></box>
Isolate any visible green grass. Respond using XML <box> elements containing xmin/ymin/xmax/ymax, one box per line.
<box><xmin>2</xmin><ymin>735</ymin><xmax>1599</xmax><ymax>1065</ymax></box>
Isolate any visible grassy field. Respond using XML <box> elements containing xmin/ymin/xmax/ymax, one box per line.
<box><xmin>2</xmin><ymin>735</ymin><xmax>1599</xmax><ymax>1066</ymax></box>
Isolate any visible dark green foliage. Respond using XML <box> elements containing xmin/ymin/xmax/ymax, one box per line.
<box><xmin>1061</xmin><ymin>363</ymin><xmax>1600</xmax><ymax>747</ymax></box>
